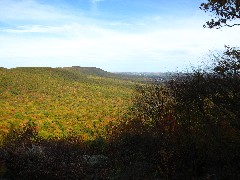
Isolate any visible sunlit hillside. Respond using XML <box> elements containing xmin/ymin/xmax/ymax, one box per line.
<box><xmin>0</xmin><ymin>67</ymin><xmax>134</xmax><ymax>141</ymax></box>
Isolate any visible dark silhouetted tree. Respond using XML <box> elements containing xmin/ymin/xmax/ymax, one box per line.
<box><xmin>200</xmin><ymin>0</ymin><xmax>240</xmax><ymax>28</ymax></box>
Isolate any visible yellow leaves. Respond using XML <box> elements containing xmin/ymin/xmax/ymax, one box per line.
<box><xmin>38</xmin><ymin>130</ymin><xmax>50</xmax><ymax>139</ymax></box>
<box><xmin>0</xmin><ymin>67</ymin><xmax>134</xmax><ymax>141</ymax></box>
<box><xmin>53</xmin><ymin>129</ymin><xmax>63</xmax><ymax>138</ymax></box>
<box><xmin>0</xmin><ymin>126</ymin><xmax>9</xmax><ymax>134</ymax></box>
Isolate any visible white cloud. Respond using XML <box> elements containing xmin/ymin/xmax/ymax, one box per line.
<box><xmin>0</xmin><ymin>0</ymin><xmax>85</xmax><ymax>25</ymax></box>
<box><xmin>91</xmin><ymin>0</ymin><xmax>105</xmax><ymax>2</ymax></box>
<box><xmin>0</xmin><ymin>0</ymin><xmax>239</xmax><ymax>71</ymax></box>
<box><xmin>0</xmin><ymin>0</ymin><xmax>57</xmax><ymax>21</ymax></box>
<box><xmin>90</xmin><ymin>0</ymin><xmax>105</xmax><ymax>13</ymax></box>
<box><xmin>1</xmin><ymin>21</ymin><xmax>239</xmax><ymax>71</ymax></box>
<box><xmin>2</xmin><ymin>25</ymin><xmax>66</xmax><ymax>33</ymax></box>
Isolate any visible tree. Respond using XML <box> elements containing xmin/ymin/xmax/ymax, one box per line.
<box><xmin>209</xmin><ymin>46</ymin><xmax>240</xmax><ymax>128</ymax></box>
<box><xmin>213</xmin><ymin>45</ymin><xmax>240</xmax><ymax>77</ymax></box>
<box><xmin>200</xmin><ymin>0</ymin><xmax>240</xmax><ymax>28</ymax></box>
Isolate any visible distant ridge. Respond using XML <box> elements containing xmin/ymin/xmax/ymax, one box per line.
<box><xmin>10</xmin><ymin>66</ymin><xmax>109</xmax><ymax>77</ymax></box>
<box><xmin>67</xmin><ymin>66</ymin><xmax>107</xmax><ymax>73</ymax></box>
<box><xmin>3</xmin><ymin>66</ymin><xmax>145</xmax><ymax>81</ymax></box>
<box><xmin>63</xmin><ymin>66</ymin><xmax>111</xmax><ymax>77</ymax></box>
<box><xmin>15</xmin><ymin>67</ymin><xmax>52</xmax><ymax>68</ymax></box>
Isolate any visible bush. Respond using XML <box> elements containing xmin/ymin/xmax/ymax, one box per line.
<box><xmin>1</xmin><ymin>46</ymin><xmax>239</xmax><ymax>179</ymax></box>
<box><xmin>109</xmin><ymin>46</ymin><xmax>240</xmax><ymax>178</ymax></box>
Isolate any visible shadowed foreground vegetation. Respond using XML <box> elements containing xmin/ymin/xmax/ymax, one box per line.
<box><xmin>0</xmin><ymin>47</ymin><xmax>240</xmax><ymax>179</ymax></box>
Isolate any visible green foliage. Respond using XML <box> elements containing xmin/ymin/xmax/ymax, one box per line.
<box><xmin>0</xmin><ymin>67</ymin><xmax>133</xmax><ymax>141</ymax></box>
<box><xmin>132</xmin><ymin>83</ymin><xmax>175</xmax><ymax>129</ymax></box>
<box><xmin>108</xmin><ymin>46</ymin><xmax>240</xmax><ymax>178</ymax></box>
<box><xmin>1</xmin><ymin>46</ymin><xmax>240</xmax><ymax>178</ymax></box>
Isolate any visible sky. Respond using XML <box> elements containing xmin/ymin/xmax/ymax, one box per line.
<box><xmin>0</xmin><ymin>0</ymin><xmax>239</xmax><ymax>72</ymax></box>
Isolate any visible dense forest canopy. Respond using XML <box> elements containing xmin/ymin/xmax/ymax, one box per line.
<box><xmin>0</xmin><ymin>0</ymin><xmax>240</xmax><ymax>179</ymax></box>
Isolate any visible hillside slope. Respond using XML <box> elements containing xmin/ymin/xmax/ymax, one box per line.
<box><xmin>0</xmin><ymin>67</ymin><xmax>134</xmax><ymax>141</ymax></box>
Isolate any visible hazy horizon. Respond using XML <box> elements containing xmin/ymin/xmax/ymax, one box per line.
<box><xmin>0</xmin><ymin>0</ymin><xmax>239</xmax><ymax>72</ymax></box>
<box><xmin>0</xmin><ymin>66</ymin><xmax>181</xmax><ymax>73</ymax></box>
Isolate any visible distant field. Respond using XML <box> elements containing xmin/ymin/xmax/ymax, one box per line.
<box><xmin>0</xmin><ymin>67</ymin><xmax>135</xmax><ymax>141</ymax></box>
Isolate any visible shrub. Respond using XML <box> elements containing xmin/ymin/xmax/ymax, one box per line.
<box><xmin>109</xmin><ymin>46</ymin><xmax>240</xmax><ymax>179</ymax></box>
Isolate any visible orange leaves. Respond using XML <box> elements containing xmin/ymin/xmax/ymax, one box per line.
<box><xmin>0</xmin><ymin>67</ymin><xmax>133</xmax><ymax>142</ymax></box>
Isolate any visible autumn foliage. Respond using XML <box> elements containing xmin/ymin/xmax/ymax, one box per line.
<box><xmin>108</xmin><ymin>46</ymin><xmax>240</xmax><ymax>178</ymax></box>
<box><xmin>0</xmin><ymin>47</ymin><xmax>240</xmax><ymax>179</ymax></box>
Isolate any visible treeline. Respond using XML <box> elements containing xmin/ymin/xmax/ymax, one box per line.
<box><xmin>0</xmin><ymin>46</ymin><xmax>239</xmax><ymax>179</ymax></box>
<box><xmin>106</xmin><ymin>46</ymin><xmax>240</xmax><ymax>179</ymax></box>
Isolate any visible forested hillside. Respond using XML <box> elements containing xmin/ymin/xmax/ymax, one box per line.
<box><xmin>0</xmin><ymin>67</ymin><xmax>134</xmax><ymax>141</ymax></box>
<box><xmin>0</xmin><ymin>56</ymin><xmax>239</xmax><ymax>179</ymax></box>
<box><xmin>0</xmin><ymin>0</ymin><xmax>240</xmax><ymax>178</ymax></box>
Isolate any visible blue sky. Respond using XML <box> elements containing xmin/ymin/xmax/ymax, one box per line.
<box><xmin>0</xmin><ymin>0</ymin><xmax>239</xmax><ymax>72</ymax></box>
